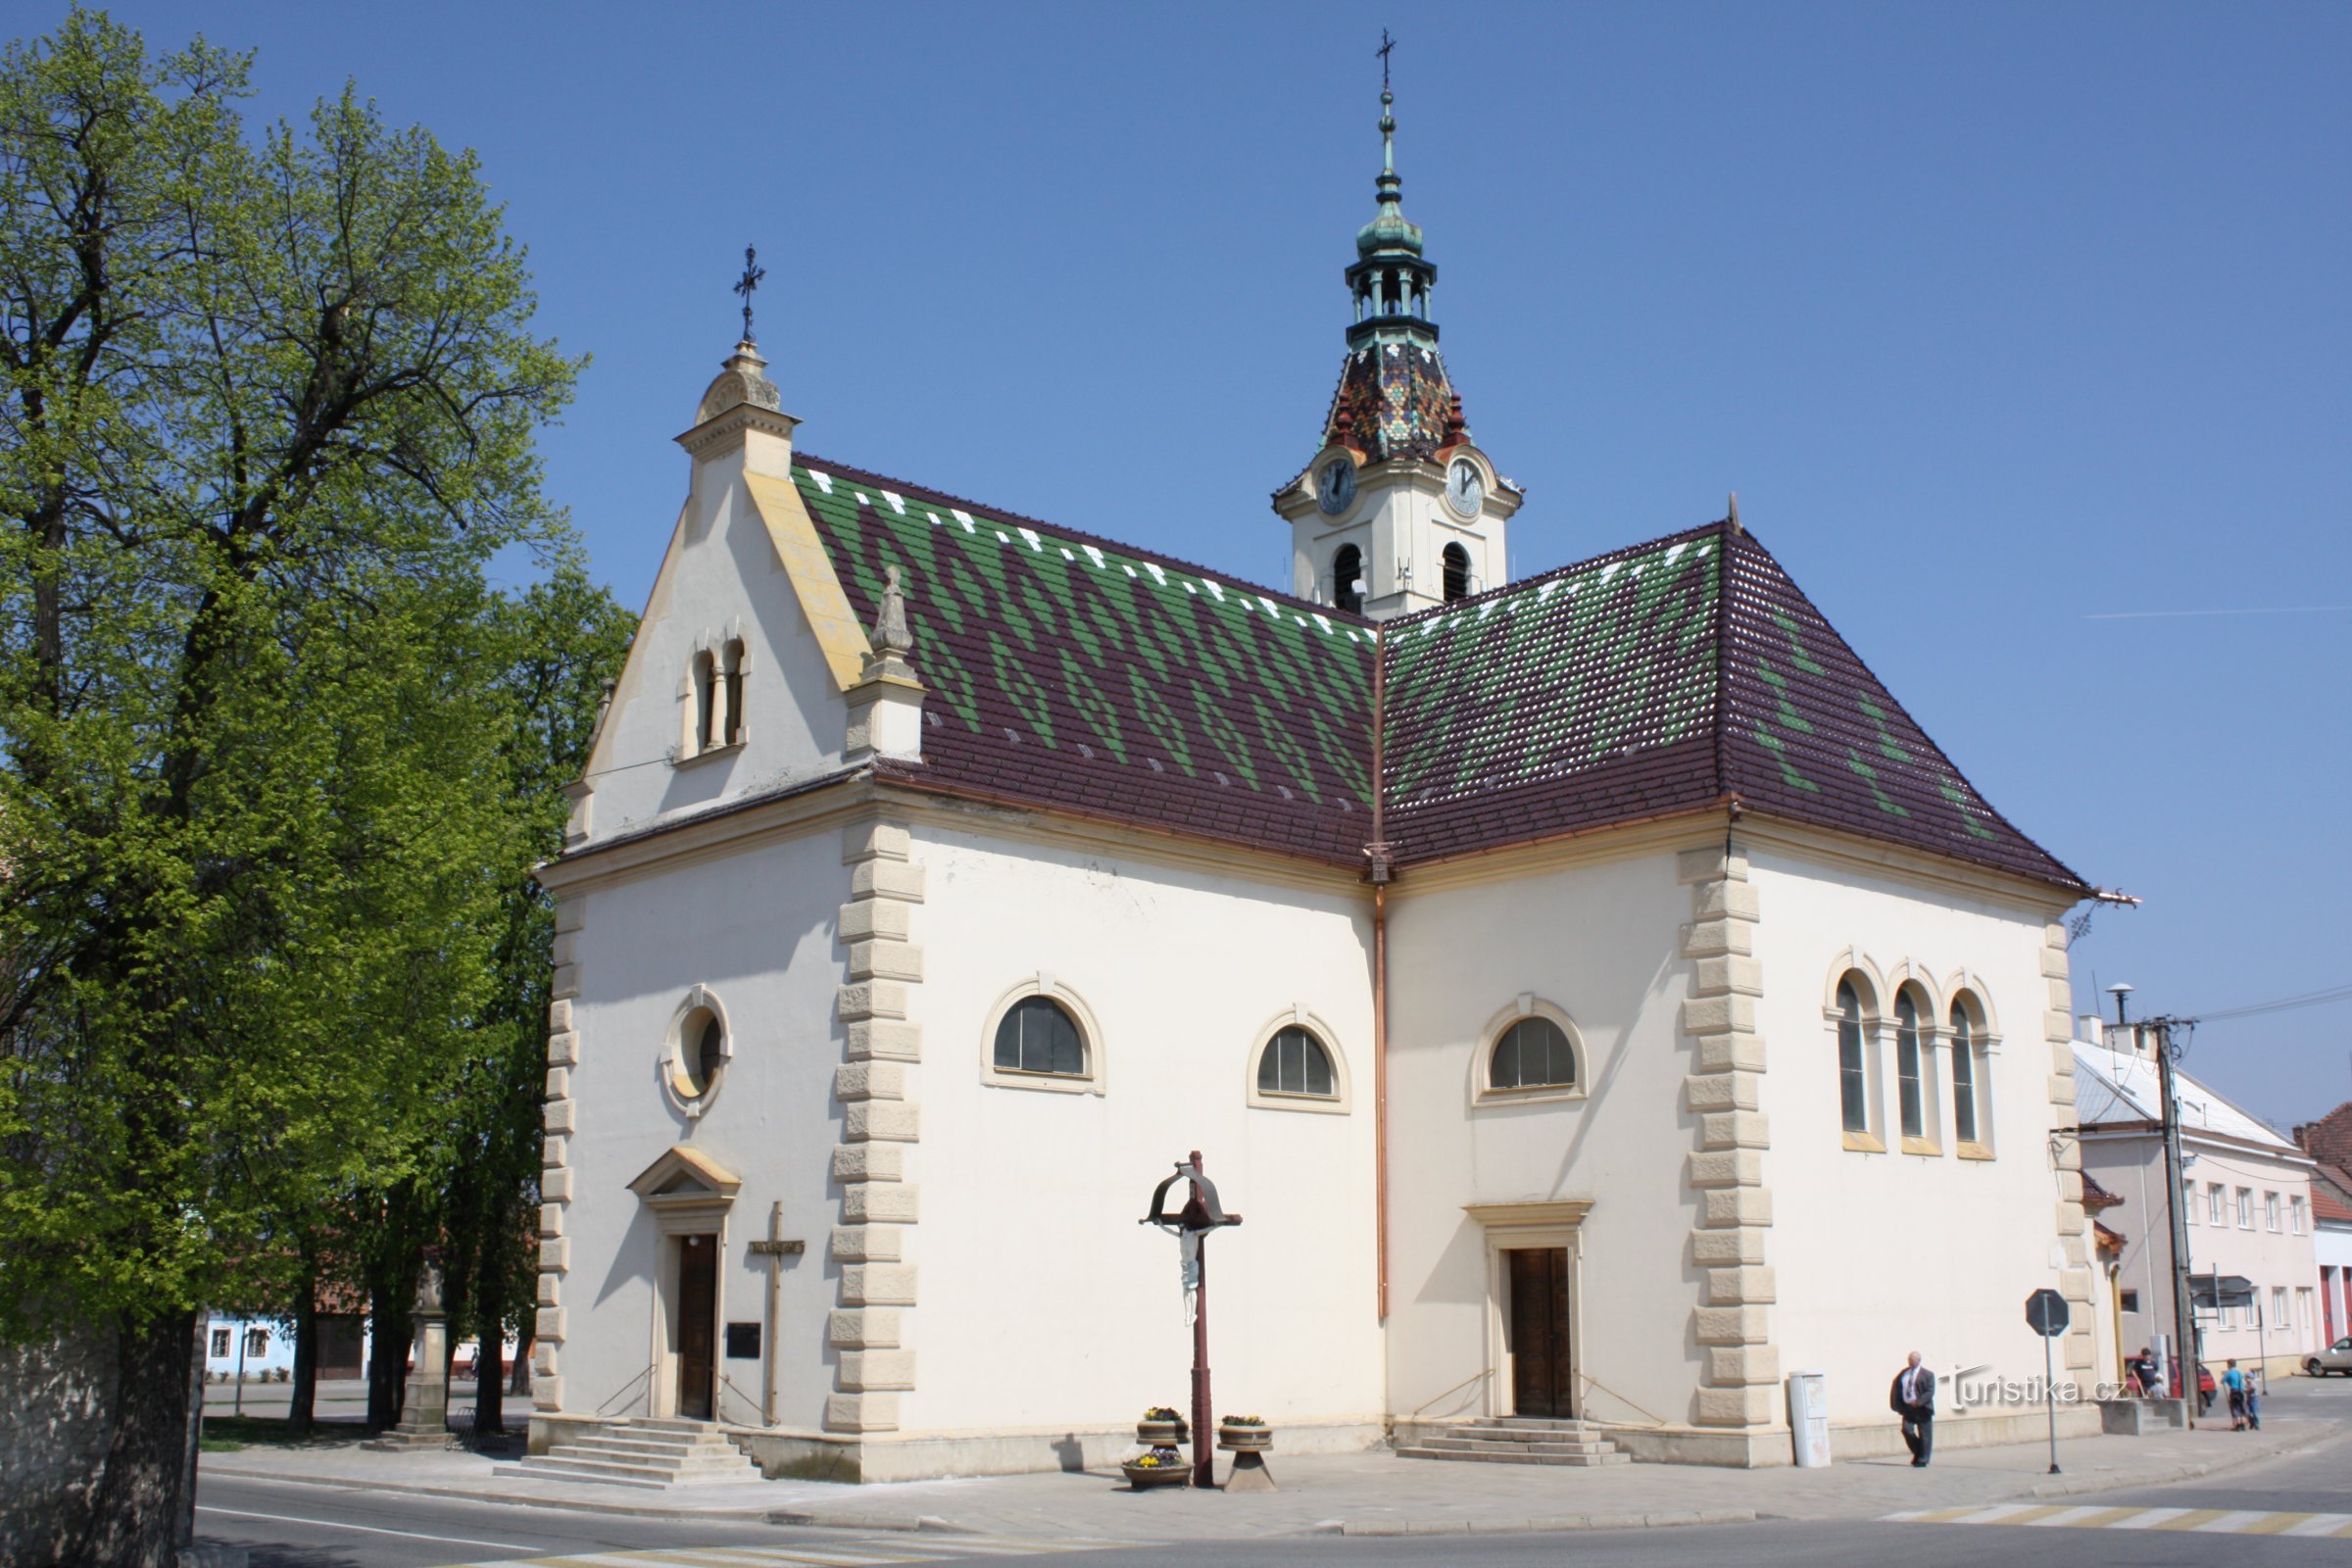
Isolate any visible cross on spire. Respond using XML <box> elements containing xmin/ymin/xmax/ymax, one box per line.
<box><xmin>732</xmin><ymin>244</ymin><xmax>766</xmax><ymax>344</ymax></box>
<box><xmin>1377</xmin><ymin>28</ymin><xmax>1396</xmax><ymax>93</ymax></box>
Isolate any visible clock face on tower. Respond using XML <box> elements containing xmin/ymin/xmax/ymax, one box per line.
<box><xmin>1318</xmin><ymin>456</ymin><xmax>1357</xmax><ymax>515</ymax></box>
<box><xmin>1445</xmin><ymin>458</ymin><xmax>1485</xmax><ymax>519</ymax></box>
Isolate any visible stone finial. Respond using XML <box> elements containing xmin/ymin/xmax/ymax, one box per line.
<box><xmin>872</xmin><ymin>565</ymin><xmax>913</xmax><ymax>658</ymax></box>
<box><xmin>694</xmin><ymin>340</ymin><xmax>784</xmax><ymax>425</ymax></box>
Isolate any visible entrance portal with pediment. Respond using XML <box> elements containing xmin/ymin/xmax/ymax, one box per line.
<box><xmin>625</xmin><ymin>1146</ymin><xmax>741</xmax><ymax>1421</ymax></box>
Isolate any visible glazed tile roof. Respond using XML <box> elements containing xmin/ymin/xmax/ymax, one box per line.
<box><xmin>790</xmin><ymin>456</ymin><xmax>2083</xmax><ymax>892</ymax></box>
<box><xmin>1320</xmin><ymin>340</ymin><xmax>1458</xmax><ymax>465</ymax></box>
<box><xmin>794</xmin><ymin>457</ymin><xmax>1376</xmax><ymax>863</ymax></box>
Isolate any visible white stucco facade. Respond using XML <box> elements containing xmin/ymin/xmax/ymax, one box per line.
<box><xmin>2074</xmin><ymin>1033</ymin><xmax>2320</xmax><ymax>1382</ymax></box>
<box><xmin>525</xmin><ymin>340</ymin><xmax>2103</xmax><ymax>1479</ymax></box>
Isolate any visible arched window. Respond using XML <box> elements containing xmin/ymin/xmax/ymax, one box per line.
<box><xmin>1894</xmin><ymin>988</ymin><xmax>1927</xmax><ymax>1141</ymax></box>
<box><xmin>692</xmin><ymin>650</ymin><xmax>718</xmax><ymax>753</ymax></box>
<box><xmin>1332</xmin><ymin>544</ymin><xmax>1364</xmax><ymax>614</ymax></box>
<box><xmin>1256</xmin><ymin>1026</ymin><xmax>1337</xmax><ymax>1099</ymax></box>
<box><xmin>1490</xmin><ymin>1016</ymin><xmax>1576</xmax><ymax>1092</ymax></box>
<box><xmin>1948</xmin><ymin>1004</ymin><xmax>1976</xmax><ymax>1144</ymax></box>
<box><xmin>1443</xmin><ymin>543</ymin><xmax>1471</xmax><ymax>602</ymax></box>
<box><xmin>1837</xmin><ymin>979</ymin><xmax>1869</xmax><ymax>1135</ymax></box>
<box><xmin>721</xmin><ymin>638</ymin><xmax>746</xmax><ymax>747</ymax></box>
<box><xmin>1949</xmin><ymin>993</ymin><xmax>1992</xmax><ymax>1153</ymax></box>
<box><xmin>994</xmin><ymin>996</ymin><xmax>1085</xmax><ymax>1077</ymax></box>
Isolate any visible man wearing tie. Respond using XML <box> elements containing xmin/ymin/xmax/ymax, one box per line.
<box><xmin>1889</xmin><ymin>1349</ymin><xmax>1936</xmax><ymax>1467</ymax></box>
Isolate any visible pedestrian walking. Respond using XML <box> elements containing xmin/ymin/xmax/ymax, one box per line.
<box><xmin>2244</xmin><ymin>1366</ymin><xmax>2261</xmax><ymax>1431</ymax></box>
<box><xmin>1889</xmin><ymin>1350</ymin><xmax>1936</xmax><ymax>1467</ymax></box>
<box><xmin>2223</xmin><ymin>1359</ymin><xmax>2246</xmax><ymax>1431</ymax></box>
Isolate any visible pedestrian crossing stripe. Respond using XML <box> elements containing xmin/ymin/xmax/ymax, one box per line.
<box><xmin>1887</xmin><ymin>1503</ymin><xmax>2352</xmax><ymax>1538</ymax></box>
<box><xmin>452</xmin><ymin>1537</ymin><xmax>1144</xmax><ymax>1568</ymax></box>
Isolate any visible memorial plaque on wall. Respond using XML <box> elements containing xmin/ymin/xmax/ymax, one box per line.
<box><xmin>724</xmin><ymin>1321</ymin><xmax>760</xmax><ymax>1359</ymax></box>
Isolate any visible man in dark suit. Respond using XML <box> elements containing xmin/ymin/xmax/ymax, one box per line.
<box><xmin>1889</xmin><ymin>1350</ymin><xmax>1936</xmax><ymax>1466</ymax></box>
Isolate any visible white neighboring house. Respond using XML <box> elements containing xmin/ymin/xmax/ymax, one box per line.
<box><xmin>2290</xmin><ymin>1102</ymin><xmax>2352</xmax><ymax>1360</ymax></box>
<box><xmin>527</xmin><ymin>87</ymin><xmax>2110</xmax><ymax>1480</ymax></box>
<box><xmin>203</xmin><ymin>1315</ymin><xmax>294</xmax><ymax>1382</ymax></box>
<box><xmin>2073</xmin><ymin>1025</ymin><xmax>2320</xmax><ymax>1381</ymax></box>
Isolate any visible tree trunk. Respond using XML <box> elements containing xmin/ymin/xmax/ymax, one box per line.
<box><xmin>366</xmin><ymin>1269</ymin><xmax>416</xmax><ymax>1433</ymax></box>
<box><xmin>510</xmin><ymin>1326</ymin><xmax>534</xmax><ymax>1397</ymax></box>
<box><xmin>71</xmin><ymin>1308</ymin><xmax>201</xmax><ymax>1568</ymax></box>
<box><xmin>472</xmin><ymin>1273</ymin><xmax>504</xmax><ymax>1444</ymax></box>
<box><xmin>287</xmin><ymin>1266</ymin><xmax>318</xmax><ymax>1440</ymax></box>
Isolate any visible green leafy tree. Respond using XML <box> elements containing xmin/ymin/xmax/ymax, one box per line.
<box><xmin>0</xmin><ymin>10</ymin><xmax>591</xmax><ymax>1561</ymax></box>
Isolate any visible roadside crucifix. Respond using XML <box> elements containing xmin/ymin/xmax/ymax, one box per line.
<box><xmin>746</xmin><ymin>1201</ymin><xmax>804</xmax><ymax>1425</ymax></box>
<box><xmin>1141</xmin><ymin>1152</ymin><xmax>1243</xmax><ymax>1488</ymax></box>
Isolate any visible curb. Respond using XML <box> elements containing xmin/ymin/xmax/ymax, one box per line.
<box><xmin>1331</xmin><ymin>1508</ymin><xmax>1755</xmax><ymax>1537</ymax></box>
<box><xmin>2025</xmin><ymin>1426</ymin><xmax>2348</xmax><ymax>1500</ymax></box>
<box><xmin>200</xmin><ymin>1464</ymin><xmax>789</xmax><ymax>1522</ymax></box>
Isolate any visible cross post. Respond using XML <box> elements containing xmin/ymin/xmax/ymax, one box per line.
<box><xmin>746</xmin><ymin>1201</ymin><xmax>804</xmax><ymax>1424</ymax></box>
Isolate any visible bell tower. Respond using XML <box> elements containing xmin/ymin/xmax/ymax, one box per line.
<box><xmin>1273</xmin><ymin>66</ymin><xmax>1522</xmax><ymax>619</ymax></box>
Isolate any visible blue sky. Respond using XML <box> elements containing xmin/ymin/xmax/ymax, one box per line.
<box><xmin>65</xmin><ymin>2</ymin><xmax>2351</xmax><ymax>1130</ymax></box>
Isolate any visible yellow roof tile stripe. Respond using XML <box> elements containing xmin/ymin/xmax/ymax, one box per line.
<box><xmin>746</xmin><ymin>469</ymin><xmax>872</xmax><ymax>692</ymax></box>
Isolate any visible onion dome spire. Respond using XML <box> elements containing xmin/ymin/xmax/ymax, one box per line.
<box><xmin>1318</xmin><ymin>45</ymin><xmax>1460</xmax><ymax>464</ymax></box>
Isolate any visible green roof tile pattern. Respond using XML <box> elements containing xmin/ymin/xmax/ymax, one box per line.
<box><xmin>794</xmin><ymin>456</ymin><xmax>1376</xmax><ymax>862</ymax></box>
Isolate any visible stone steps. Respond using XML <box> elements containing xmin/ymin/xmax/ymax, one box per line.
<box><xmin>517</xmin><ymin>1419</ymin><xmax>763</xmax><ymax>1489</ymax></box>
<box><xmin>1398</xmin><ymin>1418</ymin><xmax>1632</xmax><ymax>1468</ymax></box>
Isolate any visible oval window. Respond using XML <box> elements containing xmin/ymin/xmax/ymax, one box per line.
<box><xmin>675</xmin><ymin>1006</ymin><xmax>725</xmax><ymax>1099</ymax></box>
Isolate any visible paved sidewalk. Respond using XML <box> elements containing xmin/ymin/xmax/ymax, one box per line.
<box><xmin>200</xmin><ymin>1417</ymin><xmax>2347</xmax><ymax>1541</ymax></box>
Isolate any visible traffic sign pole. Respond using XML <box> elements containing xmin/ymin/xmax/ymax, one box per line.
<box><xmin>2025</xmin><ymin>1287</ymin><xmax>2069</xmax><ymax>1476</ymax></box>
<box><xmin>2042</xmin><ymin>1330</ymin><xmax>2060</xmax><ymax>1474</ymax></box>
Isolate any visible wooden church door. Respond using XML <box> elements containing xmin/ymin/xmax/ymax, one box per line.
<box><xmin>1506</xmin><ymin>1248</ymin><xmax>1574</xmax><ymax>1419</ymax></box>
<box><xmin>677</xmin><ymin>1233</ymin><xmax>717</xmax><ymax>1421</ymax></box>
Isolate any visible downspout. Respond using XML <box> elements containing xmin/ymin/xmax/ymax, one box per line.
<box><xmin>1368</xmin><ymin>627</ymin><xmax>1393</xmax><ymax>1322</ymax></box>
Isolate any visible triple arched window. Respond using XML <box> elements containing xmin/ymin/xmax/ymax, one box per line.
<box><xmin>1830</xmin><ymin>964</ymin><xmax>1994</xmax><ymax>1157</ymax></box>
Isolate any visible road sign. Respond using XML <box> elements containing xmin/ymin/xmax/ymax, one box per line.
<box><xmin>2026</xmin><ymin>1287</ymin><xmax>2070</xmax><ymax>1338</ymax></box>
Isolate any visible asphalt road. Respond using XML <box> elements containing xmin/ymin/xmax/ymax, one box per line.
<box><xmin>197</xmin><ymin>1381</ymin><xmax>2352</xmax><ymax>1568</ymax></box>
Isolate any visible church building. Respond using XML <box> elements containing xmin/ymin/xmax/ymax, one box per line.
<box><xmin>527</xmin><ymin>83</ymin><xmax>2105</xmax><ymax>1480</ymax></box>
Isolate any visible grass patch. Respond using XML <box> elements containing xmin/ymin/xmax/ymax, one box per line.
<box><xmin>197</xmin><ymin>1415</ymin><xmax>373</xmax><ymax>1449</ymax></box>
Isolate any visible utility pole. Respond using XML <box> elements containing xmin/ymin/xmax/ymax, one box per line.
<box><xmin>2150</xmin><ymin>1015</ymin><xmax>2201</xmax><ymax>1428</ymax></box>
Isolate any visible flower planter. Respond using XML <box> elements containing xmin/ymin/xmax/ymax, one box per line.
<box><xmin>1136</xmin><ymin>1420</ymin><xmax>1187</xmax><ymax>1446</ymax></box>
<box><xmin>1121</xmin><ymin>1458</ymin><xmax>1191</xmax><ymax>1489</ymax></box>
<box><xmin>1216</xmin><ymin>1424</ymin><xmax>1271</xmax><ymax>1453</ymax></box>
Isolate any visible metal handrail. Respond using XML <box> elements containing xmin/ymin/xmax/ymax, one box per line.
<box><xmin>1405</xmin><ymin>1366</ymin><xmax>1494</xmax><ymax>1421</ymax></box>
<box><xmin>715</xmin><ymin>1372</ymin><xmax>766</xmax><ymax>1428</ymax></box>
<box><xmin>595</xmin><ymin>1365</ymin><xmax>653</xmax><ymax>1419</ymax></box>
<box><xmin>1578</xmin><ymin>1371</ymin><xmax>1669</xmax><ymax>1428</ymax></box>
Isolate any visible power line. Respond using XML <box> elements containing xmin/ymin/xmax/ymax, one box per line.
<box><xmin>2191</xmin><ymin>982</ymin><xmax>2352</xmax><ymax>1022</ymax></box>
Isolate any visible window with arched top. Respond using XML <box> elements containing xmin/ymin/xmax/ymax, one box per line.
<box><xmin>721</xmin><ymin>638</ymin><xmax>746</xmax><ymax>747</ymax></box>
<box><xmin>1443</xmin><ymin>542</ymin><xmax>1471</xmax><ymax>602</ymax></box>
<box><xmin>1949</xmin><ymin>992</ymin><xmax>1993</xmax><ymax>1155</ymax></box>
<box><xmin>1257</xmin><ymin>1026</ymin><xmax>1337</xmax><ymax>1099</ymax></box>
<box><xmin>993</xmin><ymin>995</ymin><xmax>1086</xmax><ymax>1078</ymax></box>
<box><xmin>1836</xmin><ymin>977</ymin><xmax>1872</xmax><ymax>1141</ymax></box>
<box><xmin>1333</xmin><ymin>544</ymin><xmax>1364</xmax><ymax>614</ymax></box>
<box><xmin>1490</xmin><ymin>1016</ymin><xmax>1577</xmax><ymax>1091</ymax></box>
<box><xmin>692</xmin><ymin>649</ymin><xmax>718</xmax><ymax>753</ymax></box>
<box><xmin>1894</xmin><ymin>988</ymin><xmax>1926</xmax><ymax>1142</ymax></box>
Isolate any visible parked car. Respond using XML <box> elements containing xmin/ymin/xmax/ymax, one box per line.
<box><xmin>2167</xmin><ymin>1360</ymin><xmax>2219</xmax><ymax>1411</ymax></box>
<box><xmin>2305</xmin><ymin>1337</ymin><xmax>2352</xmax><ymax>1377</ymax></box>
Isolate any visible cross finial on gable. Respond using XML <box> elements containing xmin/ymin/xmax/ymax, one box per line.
<box><xmin>733</xmin><ymin>244</ymin><xmax>767</xmax><ymax>344</ymax></box>
<box><xmin>1377</xmin><ymin>28</ymin><xmax>1396</xmax><ymax>93</ymax></box>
